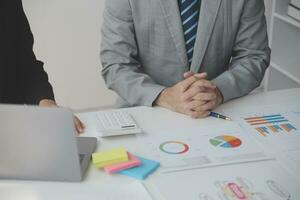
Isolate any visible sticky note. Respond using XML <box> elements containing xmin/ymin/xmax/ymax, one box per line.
<box><xmin>118</xmin><ymin>156</ymin><xmax>160</xmax><ymax>180</ymax></box>
<box><xmin>92</xmin><ymin>147</ymin><xmax>128</xmax><ymax>168</ymax></box>
<box><xmin>104</xmin><ymin>153</ymin><xmax>141</xmax><ymax>174</ymax></box>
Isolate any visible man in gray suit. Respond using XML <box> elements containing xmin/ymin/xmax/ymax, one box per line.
<box><xmin>101</xmin><ymin>0</ymin><xmax>271</xmax><ymax>118</ymax></box>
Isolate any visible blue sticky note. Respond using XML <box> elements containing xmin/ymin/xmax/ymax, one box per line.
<box><xmin>118</xmin><ymin>156</ymin><xmax>160</xmax><ymax>180</ymax></box>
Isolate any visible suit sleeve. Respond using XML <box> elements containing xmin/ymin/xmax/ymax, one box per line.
<box><xmin>18</xmin><ymin>0</ymin><xmax>55</xmax><ymax>105</ymax></box>
<box><xmin>101</xmin><ymin>0</ymin><xmax>166</xmax><ymax>107</ymax></box>
<box><xmin>212</xmin><ymin>0</ymin><xmax>271</xmax><ymax>102</ymax></box>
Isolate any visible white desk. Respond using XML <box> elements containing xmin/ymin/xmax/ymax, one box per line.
<box><xmin>0</xmin><ymin>88</ymin><xmax>299</xmax><ymax>200</ymax></box>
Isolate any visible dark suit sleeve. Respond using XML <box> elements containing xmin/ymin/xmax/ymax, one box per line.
<box><xmin>17</xmin><ymin>0</ymin><xmax>55</xmax><ymax>105</ymax></box>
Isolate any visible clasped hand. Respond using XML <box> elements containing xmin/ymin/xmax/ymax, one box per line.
<box><xmin>155</xmin><ymin>71</ymin><xmax>223</xmax><ymax>118</ymax></box>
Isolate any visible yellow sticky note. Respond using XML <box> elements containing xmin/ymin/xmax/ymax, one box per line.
<box><xmin>92</xmin><ymin>147</ymin><xmax>128</xmax><ymax>168</ymax></box>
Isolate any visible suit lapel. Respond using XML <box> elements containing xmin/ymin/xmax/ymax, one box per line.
<box><xmin>191</xmin><ymin>0</ymin><xmax>222</xmax><ymax>72</ymax></box>
<box><xmin>158</xmin><ymin>0</ymin><xmax>189</xmax><ymax>68</ymax></box>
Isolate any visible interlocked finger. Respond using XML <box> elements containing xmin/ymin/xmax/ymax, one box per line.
<box><xmin>192</xmin><ymin>92</ymin><xmax>217</xmax><ymax>101</ymax></box>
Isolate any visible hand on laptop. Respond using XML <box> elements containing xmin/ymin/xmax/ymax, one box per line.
<box><xmin>39</xmin><ymin>99</ymin><xmax>85</xmax><ymax>135</ymax></box>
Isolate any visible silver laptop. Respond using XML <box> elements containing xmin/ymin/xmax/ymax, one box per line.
<box><xmin>0</xmin><ymin>104</ymin><xmax>97</xmax><ymax>182</ymax></box>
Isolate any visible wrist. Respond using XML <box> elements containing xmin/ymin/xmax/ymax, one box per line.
<box><xmin>216</xmin><ymin>88</ymin><xmax>224</xmax><ymax>105</ymax></box>
<box><xmin>155</xmin><ymin>88</ymin><xmax>171</xmax><ymax>109</ymax></box>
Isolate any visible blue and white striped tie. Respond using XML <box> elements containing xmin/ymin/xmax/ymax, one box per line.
<box><xmin>178</xmin><ymin>0</ymin><xmax>201</xmax><ymax>66</ymax></box>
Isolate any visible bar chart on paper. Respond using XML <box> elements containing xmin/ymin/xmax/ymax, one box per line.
<box><xmin>226</xmin><ymin>106</ymin><xmax>300</xmax><ymax>152</ymax></box>
<box><xmin>244</xmin><ymin>114</ymin><xmax>297</xmax><ymax>137</ymax></box>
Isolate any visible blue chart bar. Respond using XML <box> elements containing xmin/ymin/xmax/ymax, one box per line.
<box><xmin>281</xmin><ymin>123</ymin><xmax>297</xmax><ymax>132</ymax></box>
<box><xmin>258</xmin><ymin>115</ymin><xmax>282</xmax><ymax>120</ymax></box>
<box><xmin>260</xmin><ymin>114</ymin><xmax>282</xmax><ymax>118</ymax></box>
<box><xmin>261</xmin><ymin>127</ymin><xmax>269</xmax><ymax>134</ymax></box>
<box><xmin>245</xmin><ymin>114</ymin><xmax>288</xmax><ymax>125</ymax></box>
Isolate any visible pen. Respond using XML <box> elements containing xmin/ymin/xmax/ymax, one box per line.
<box><xmin>209</xmin><ymin>112</ymin><xmax>232</xmax><ymax>121</ymax></box>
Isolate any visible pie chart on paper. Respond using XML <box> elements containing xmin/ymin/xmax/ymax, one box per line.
<box><xmin>209</xmin><ymin>135</ymin><xmax>242</xmax><ymax>148</ymax></box>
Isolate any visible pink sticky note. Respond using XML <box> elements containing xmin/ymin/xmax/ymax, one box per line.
<box><xmin>104</xmin><ymin>153</ymin><xmax>141</xmax><ymax>174</ymax></box>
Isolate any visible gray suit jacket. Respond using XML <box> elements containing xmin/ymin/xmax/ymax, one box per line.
<box><xmin>101</xmin><ymin>0</ymin><xmax>271</xmax><ymax>107</ymax></box>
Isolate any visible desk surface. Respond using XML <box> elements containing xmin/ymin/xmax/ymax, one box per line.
<box><xmin>0</xmin><ymin>88</ymin><xmax>299</xmax><ymax>200</ymax></box>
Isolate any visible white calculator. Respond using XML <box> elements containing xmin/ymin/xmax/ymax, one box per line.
<box><xmin>96</xmin><ymin>110</ymin><xmax>142</xmax><ymax>137</ymax></box>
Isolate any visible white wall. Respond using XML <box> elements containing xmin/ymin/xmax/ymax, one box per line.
<box><xmin>23</xmin><ymin>0</ymin><xmax>272</xmax><ymax>110</ymax></box>
<box><xmin>23</xmin><ymin>0</ymin><xmax>116</xmax><ymax>110</ymax></box>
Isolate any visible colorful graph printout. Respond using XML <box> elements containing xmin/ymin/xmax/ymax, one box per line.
<box><xmin>152</xmin><ymin>161</ymin><xmax>300</xmax><ymax>200</ymax></box>
<box><xmin>209</xmin><ymin>135</ymin><xmax>242</xmax><ymax>148</ymax></box>
<box><xmin>138</xmin><ymin>124</ymin><xmax>270</xmax><ymax>173</ymax></box>
<box><xmin>244</xmin><ymin>114</ymin><xmax>297</xmax><ymax>137</ymax></box>
<box><xmin>159</xmin><ymin>141</ymin><xmax>189</xmax><ymax>155</ymax></box>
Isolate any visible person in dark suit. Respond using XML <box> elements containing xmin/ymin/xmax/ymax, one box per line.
<box><xmin>0</xmin><ymin>0</ymin><xmax>84</xmax><ymax>133</ymax></box>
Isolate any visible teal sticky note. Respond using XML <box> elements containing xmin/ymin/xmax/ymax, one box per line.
<box><xmin>118</xmin><ymin>156</ymin><xmax>160</xmax><ymax>180</ymax></box>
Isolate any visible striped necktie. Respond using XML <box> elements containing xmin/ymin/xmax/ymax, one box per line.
<box><xmin>178</xmin><ymin>0</ymin><xmax>201</xmax><ymax>66</ymax></box>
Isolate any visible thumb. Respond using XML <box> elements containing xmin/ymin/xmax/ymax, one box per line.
<box><xmin>194</xmin><ymin>72</ymin><xmax>207</xmax><ymax>79</ymax></box>
<box><xmin>184</xmin><ymin>72</ymin><xmax>207</xmax><ymax>79</ymax></box>
<box><xmin>183</xmin><ymin>71</ymin><xmax>194</xmax><ymax>79</ymax></box>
